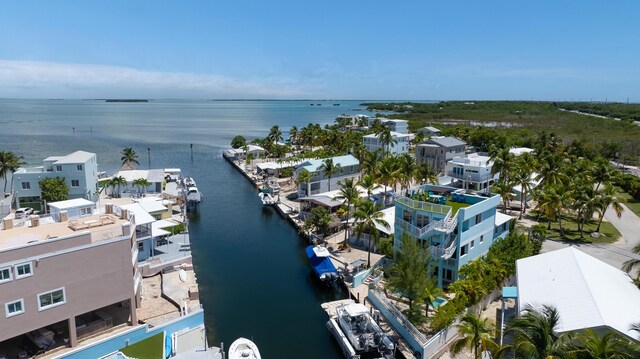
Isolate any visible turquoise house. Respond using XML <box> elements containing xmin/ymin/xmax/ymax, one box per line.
<box><xmin>394</xmin><ymin>184</ymin><xmax>512</xmax><ymax>288</ymax></box>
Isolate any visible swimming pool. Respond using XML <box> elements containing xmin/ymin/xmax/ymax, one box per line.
<box><xmin>432</xmin><ymin>297</ymin><xmax>448</xmax><ymax>308</ymax></box>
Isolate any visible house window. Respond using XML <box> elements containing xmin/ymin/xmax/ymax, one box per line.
<box><xmin>21</xmin><ymin>182</ymin><xmax>31</xmax><ymax>190</ymax></box>
<box><xmin>444</xmin><ymin>269</ymin><xmax>453</xmax><ymax>281</ymax></box>
<box><xmin>460</xmin><ymin>244</ymin><xmax>468</xmax><ymax>257</ymax></box>
<box><xmin>138</xmin><ymin>242</ymin><xmax>144</xmax><ymax>250</ymax></box>
<box><xmin>0</xmin><ymin>267</ymin><xmax>11</xmax><ymax>283</ymax></box>
<box><xmin>470</xmin><ymin>240</ymin><xmax>475</xmax><ymax>249</ymax></box>
<box><xmin>15</xmin><ymin>263</ymin><xmax>32</xmax><ymax>279</ymax></box>
<box><xmin>71</xmin><ymin>179</ymin><xmax>80</xmax><ymax>187</ymax></box>
<box><xmin>480</xmin><ymin>234</ymin><xmax>484</xmax><ymax>243</ymax></box>
<box><xmin>475</xmin><ymin>213</ymin><xmax>482</xmax><ymax>223</ymax></box>
<box><xmin>38</xmin><ymin>288</ymin><xmax>66</xmax><ymax>311</ymax></box>
<box><xmin>77</xmin><ymin>164</ymin><xmax>83</xmax><ymax>171</ymax></box>
<box><xmin>5</xmin><ymin>299</ymin><xmax>24</xmax><ymax>318</ymax></box>
<box><xmin>56</xmin><ymin>165</ymin><xmax>62</xmax><ymax>172</ymax></box>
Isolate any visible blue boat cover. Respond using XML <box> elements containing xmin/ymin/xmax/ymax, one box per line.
<box><xmin>306</xmin><ymin>246</ymin><xmax>338</xmax><ymax>279</ymax></box>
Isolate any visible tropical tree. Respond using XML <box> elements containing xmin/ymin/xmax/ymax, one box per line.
<box><xmin>513</xmin><ymin>163</ymin><xmax>536</xmax><ymax>219</ymax></box>
<box><xmin>507</xmin><ymin>305</ymin><xmax>574</xmax><ymax>359</ymax></box>
<box><xmin>39</xmin><ymin>177</ymin><xmax>69</xmax><ymax>203</ymax></box>
<box><xmin>132</xmin><ymin>178</ymin><xmax>151</xmax><ymax>194</ymax></box>
<box><xmin>377</xmin><ymin>156</ymin><xmax>399</xmax><ymax>204</ymax></box>
<box><xmin>591</xmin><ymin>160</ymin><xmax>620</xmax><ymax>192</ymax></box>
<box><xmin>109</xmin><ymin>176</ymin><xmax>127</xmax><ymax>197</ymax></box>
<box><xmin>489</xmin><ymin>147</ymin><xmax>515</xmax><ymax>182</ymax></box>
<box><xmin>416</xmin><ymin>163</ymin><xmax>438</xmax><ymax>185</ymax></box>
<box><xmin>303</xmin><ymin>206</ymin><xmax>333</xmax><ymax>237</ymax></box>
<box><xmin>353</xmin><ymin>200</ymin><xmax>389</xmax><ymax>268</ymax></box>
<box><xmin>397</xmin><ymin>153</ymin><xmax>417</xmax><ymax>191</ymax></box>
<box><xmin>230</xmin><ymin>135</ymin><xmax>246</xmax><ymax>149</ymax></box>
<box><xmin>268</xmin><ymin>125</ymin><xmax>284</xmax><ymax>148</ymax></box>
<box><xmin>537</xmin><ymin>152</ymin><xmax>567</xmax><ymax>190</ymax></box>
<box><xmin>386</xmin><ymin>233</ymin><xmax>429</xmax><ymax>312</ymax></box>
<box><xmin>121</xmin><ymin>147</ymin><xmax>140</xmax><ymax>169</ymax></box>
<box><xmin>317</xmin><ymin>158</ymin><xmax>342</xmax><ymax>192</ymax></box>
<box><xmin>595</xmin><ymin>185</ymin><xmax>625</xmax><ymax>233</ymax></box>
<box><xmin>622</xmin><ymin>243</ymin><xmax>640</xmax><ymax>280</ymax></box>
<box><xmin>573</xmin><ymin>329</ymin><xmax>636</xmax><ymax>359</ymax></box>
<box><xmin>377</xmin><ymin>127</ymin><xmax>397</xmax><ymax>154</ymax></box>
<box><xmin>333</xmin><ymin>178</ymin><xmax>360</xmax><ymax>242</ymax></box>
<box><xmin>0</xmin><ymin>151</ymin><xmax>26</xmax><ymax>193</ymax></box>
<box><xmin>493</xmin><ymin>180</ymin><xmax>515</xmax><ymax>213</ymax></box>
<box><xmin>295</xmin><ymin>169</ymin><xmax>313</xmax><ymax>196</ymax></box>
<box><xmin>289</xmin><ymin>125</ymin><xmax>299</xmax><ymax>151</ymax></box>
<box><xmin>535</xmin><ymin>186</ymin><xmax>564</xmax><ymax>230</ymax></box>
<box><xmin>357</xmin><ymin>175</ymin><xmax>381</xmax><ymax>198</ymax></box>
<box><xmin>451</xmin><ymin>313</ymin><xmax>498</xmax><ymax>359</ymax></box>
<box><xmin>421</xmin><ymin>276</ymin><xmax>443</xmax><ymax>317</ymax></box>
<box><xmin>361</xmin><ymin>149</ymin><xmax>381</xmax><ymax>177</ymax></box>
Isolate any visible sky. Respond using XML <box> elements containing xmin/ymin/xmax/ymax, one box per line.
<box><xmin>0</xmin><ymin>1</ymin><xmax>639</xmax><ymax>101</ymax></box>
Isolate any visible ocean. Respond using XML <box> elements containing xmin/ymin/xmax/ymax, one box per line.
<box><xmin>0</xmin><ymin>99</ymin><xmax>369</xmax><ymax>358</ymax></box>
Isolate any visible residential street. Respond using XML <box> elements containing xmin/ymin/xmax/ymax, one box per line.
<box><xmin>541</xmin><ymin>203</ymin><xmax>640</xmax><ymax>271</ymax></box>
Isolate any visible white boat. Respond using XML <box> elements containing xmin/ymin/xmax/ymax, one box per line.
<box><xmin>335</xmin><ymin>303</ymin><xmax>394</xmax><ymax>355</ymax></box>
<box><xmin>258</xmin><ymin>191</ymin><xmax>275</xmax><ymax>206</ymax></box>
<box><xmin>183</xmin><ymin>177</ymin><xmax>202</xmax><ymax>207</ymax></box>
<box><xmin>228</xmin><ymin>337</ymin><xmax>261</xmax><ymax>359</ymax></box>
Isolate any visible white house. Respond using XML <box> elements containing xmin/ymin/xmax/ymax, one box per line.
<box><xmin>363</xmin><ymin>132</ymin><xmax>411</xmax><ymax>155</ymax></box>
<box><xmin>417</xmin><ymin>126</ymin><xmax>443</xmax><ymax>137</ymax></box>
<box><xmin>111</xmin><ymin>169</ymin><xmax>165</xmax><ymax>196</ymax></box>
<box><xmin>294</xmin><ymin>155</ymin><xmax>360</xmax><ymax>197</ymax></box>
<box><xmin>445</xmin><ymin>153</ymin><xmax>499</xmax><ymax>193</ymax></box>
<box><xmin>516</xmin><ymin>247</ymin><xmax>640</xmax><ymax>342</ymax></box>
<box><xmin>368</xmin><ymin>118</ymin><xmax>409</xmax><ymax>134</ymax></box>
<box><xmin>12</xmin><ymin>151</ymin><xmax>99</xmax><ymax>210</ymax></box>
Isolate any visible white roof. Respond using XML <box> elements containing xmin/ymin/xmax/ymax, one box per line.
<box><xmin>48</xmin><ymin>198</ymin><xmax>95</xmax><ymax>210</ymax></box>
<box><xmin>374</xmin><ymin>207</ymin><xmax>395</xmax><ymax>235</ymax></box>
<box><xmin>297</xmin><ymin>155</ymin><xmax>359</xmax><ymax>173</ymax></box>
<box><xmin>53</xmin><ymin>150</ymin><xmax>96</xmax><ymax>164</ymax></box>
<box><xmin>312</xmin><ymin>246</ymin><xmax>331</xmax><ymax>257</ymax></box>
<box><xmin>509</xmin><ymin>147</ymin><xmax>535</xmax><ymax>156</ymax></box>
<box><xmin>494</xmin><ymin>212</ymin><xmax>513</xmax><ymax>227</ymax></box>
<box><xmin>136</xmin><ymin>199</ymin><xmax>167</xmax><ymax>213</ymax></box>
<box><xmin>257</xmin><ymin>160</ymin><xmax>305</xmax><ymax>170</ymax></box>
<box><xmin>164</xmin><ymin>168</ymin><xmax>181</xmax><ymax>174</ymax></box>
<box><xmin>151</xmin><ymin>219</ymin><xmax>178</xmax><ymax>237</ymax></box>
<box><xmin>363</xmin><ymin>131</ymin><xmax>411</xmax><ymax>139</ymax></box>
<box><xmin>517</xmin><ymin>247</ymin><xmax>640</xmax><ymax>340</ymax></box>
<box><xmin>118</xmin><ymin>203</ymin><xmax>156</xmax><ymax>226</ymax></box>
<box><xmin>116</xmin><ymin>169</ymin><xmax>165</xmax><ymax>183</ymax></box>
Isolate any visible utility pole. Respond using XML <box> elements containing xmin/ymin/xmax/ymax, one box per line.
<box><xmin>147</xmin><ymin>147</ymin><xmax>151</xmax><ymax>169</ymax></box>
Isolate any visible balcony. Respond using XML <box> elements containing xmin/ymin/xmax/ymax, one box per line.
<box><xmin>394</xmin><ymin>196</ymin><xmax>451</xmax><ymax>215</ymax></box>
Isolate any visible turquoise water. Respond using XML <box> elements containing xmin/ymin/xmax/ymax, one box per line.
<box><xmin>0</xmin><ymin>99</ymin><xmax>369</xmax><ymax>358</ymax></box>
<box><xmin>432</xmin><ymin>297</ymin><xmax>448</xmax><ymax>309</ymax></box>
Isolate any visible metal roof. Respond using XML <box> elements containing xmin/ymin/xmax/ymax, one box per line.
<box><xmin>421</xmin><ymin>136</ymin><xmax>466</xmax><ymax>148</ymax></box>
<box><xmin>48</xmin><ymin>198</ymin><xmax>95</xmax><ymax>210</ymax></box>
<box><xmin>297</xmin><ymin>155</ymin><xmax>359</xmax><ymax>173</ymax></box>
<box><xmin>517</xmin><ymin>247</ymin><xmax>640</xmax><ymax>340</ymax></box>
<box><xmin>53</xmin><ymin>150</ymin><xmax>96</xmax><ymax>164</ymax></box>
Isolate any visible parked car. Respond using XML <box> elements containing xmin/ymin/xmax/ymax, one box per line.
<box><xmin>15</xmin><ymin>207</ymin><xmax>34</xmax><ymax>219</ymax></box>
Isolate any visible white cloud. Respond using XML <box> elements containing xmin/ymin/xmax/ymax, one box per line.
<box><xmin>0</xmin><ymin>59</ymin><xmax>319</xmax><ymax>98</ymax></box>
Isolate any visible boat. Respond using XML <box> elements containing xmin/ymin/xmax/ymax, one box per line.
<box><xmin>306</xmin><ymin>246</ymin><xmax>339</xmax><ymax>282</ymax></box>
<box><xmin>258</xmin><ymin>190</ymin><xmax>275</xmax><ymax>206</ymax></box>
<box><xmin>333</xmin><ymin>303</ymin><xmax>394</xmax><ymax>356</ymax></box>
<box><xmin>183</xmin><ymin>177</ymin><xmax>202</xmax><ymax>211</ymax></box>
<box><xmin>228</xmin><ymin>337</ymin><xmax>261</xmax><ymax>359</ymax></box>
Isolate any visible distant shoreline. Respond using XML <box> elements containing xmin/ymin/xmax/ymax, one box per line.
<box><xmin>105</xmin><ymin>99</ymin><xmax>149</xmax><ymax>103</ymax></box>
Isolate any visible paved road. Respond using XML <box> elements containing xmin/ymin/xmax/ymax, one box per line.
<box><xmin>542</xmin><ymin>203</ymin><xmax>640</xmax><ymax>271</ymax></box>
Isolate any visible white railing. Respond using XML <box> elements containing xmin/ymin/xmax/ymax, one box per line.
<box><xmin>369</xmin><ymin>289</ymin><xmax>428</xmax><ymax>345</ymax></box>
<box><xmin>394</xmin><ymin>196</ymin><xmax>451</xmax><ymax>215</ymax></box>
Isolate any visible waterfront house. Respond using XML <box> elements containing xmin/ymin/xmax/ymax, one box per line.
<box><xmin>415</xmin><ymin>137</ymin><xmax>466</xmax><ymax>173</ymax></box>
<box><xmin>223</xmin><ymin>145</ymin><xmax>266</xmax><ymax>161</ymax></box>
<box><xmin>368</xmin><ymin>118</ymin><xmax>409</xmax><ymax>134</ymax></box>
<box><xmin>294</xmin><ymin>155</ymin><xmax>360</xmax><ymax>197</ymax></box>
<box><xmin>445</xmin><ymin>153</ymin><xmax>499</xmax><ymax>193</ymax></box>
<box><xmin>394</xmin><ymin>184</ymin><xmax>512</xmax><ymax>288</ymax></box>
<box><xmin>111</xmin><ymin>169</ymin><xmax>165</xmax><ymax>196</ymax></box>
<box><xmin>516</xmin><ymin>247</ymin><xmax>640</xmax><ymax>342</ymax></box>
<box><xmin>417</xmin><ymin>126</ymin><xmax>442</xmax><ymax>137</ymax></box>
<box><xmin>0</xmin><ymin>202</ymin><xmax>206</xmax><ymax>358</ymax></box>
<box><xmin>363</xmin><ymin>132</ymin><xmax>411</xmax><ymax>155</ymax></box>
<box><xmin>47</xmin><ymin>198</ymin><xmax>96</xmax><ymax>222</ymax></box>
<box><xmin>12</xmin><ymin>151</ymin><xmax>99</xmax><ymax>210</ymax></box>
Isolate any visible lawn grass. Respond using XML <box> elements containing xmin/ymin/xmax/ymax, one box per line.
<box><xmin>445</xmin><ymin>200</ymin><xmax>470</xmax><ymax>215</ymax></box>
<box><xmin>543</xmin><ymin>215</ymin><xmax>620</xmax><ymax>244</ymax></box>
<box><xmin>617</xmin><ymin>191</ymin><xmax>640</xmax><ymax>218</ymax></box>
<box><xmin>120</xmin><ymin>333</ymin><xmax>164</xmax><ymax>359</ymax></box>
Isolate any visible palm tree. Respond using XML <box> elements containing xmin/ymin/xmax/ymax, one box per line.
<box><xmin>537</xmin><ymin>152</ymin><xmax>568</xmax><ymax>190</ymax></box>
<box><xmin>507</xmin><ymin>305</ymin><xmax>574</xmax><ymax>359</ymax></box>
<box><xmin>595</xmin><ymin>185</ymin><xmax>625</xmax><ymax>233</ymax></box>
<box><xmin>573</xmin><ymin>329</ymin><xmax>635</xmax><ymax>359</ymax></box>
<box><xmin>493</xmin><ymin>180</ymin><xmax>515</xmax><ymax>213</ymax></box>
<box><xmin>397</xmin><ymin>153</ymin><xmax>417</xmax><ymax>190</ymax></box>
<box><xmin>451</xmin><ymin>313</ymin><xmax>498</xmax><ymax>359</ymax></box>
<box><xmin>622</xmin><ymin>243</ymin><xmax>640</xmax><ymax>279</ymax></box>
<box><xmin>295</xmin><ymin>169</ymin><xmax>313</xmax><ymax>196</ymax></box>
<box><xmin>357</xmin><ymin>175</ymin><xmax>381</xmax><ymax>198</ymax></box>
<box><xmin>377</xmin><ymin>127</ymin><xmax>397</xmax><ymax>154</ymax></box>
<box><xmin>361</xmin><ymin>149</ymin><xmax>381</xmax><ymax>177</ymax></box>
<box><xmin>421</xmin><ymin>276</ymin><xmax>443</xmax><ymax>317</ymax></box>
<box><xmin>513</xmin><ymin>164</ymin><xmax>536</xmax><ymax>219</ymax></box>
<box><xmin>289</xmin><ymin>126</ymin><xmax>299</xmax><ymax>151</ymax></box>
<box><xmin>132</xmin><ymin>178</ymin><xmax>151</xmax><ymax>194</ymax></box>
<box><xmin>353</xmin><ymin>200</ymin><xmax>389</xmax><ymax>267</ymax></box>
<box><xmin>0</xmin><ymin>151</ymin><xmax>26</xmax><ymax>193</ymax></box>
<box><xmin>317</xmin><ymin>158</ymin><xmax>342</xmax><ymax>192</ymax></box>
<box><xmin>333</xmin><ymin>178</ymin><xmax>361</xmax><ymax>242</ymax></box>
<box><xmin>535</xmin><ymin>186</ymin><xmax>563</xmax><ymax>230</ymax></box>
<box><xmin>109</xmin><ymin>176</ymin><xmax>127</xmax><ymax>197</ymax></box>
<box><xmin>416</xmin><ymin>163</ymin><xmax>438</xmax><ymax>185</ymax></box>
<box><xmin>121</xmin><ymin>148</ymin><xmax>140</xmax><ymax>169</ymax></box>
<box><xmin>489</xmin><ymin>147</ymin><xmax>515</xmax><ymax>182</ymax></box>
<box><xmin>268</xmin><ymin>125</ymin><xmax>283</xmax><ymax>148</ymax></box>
<box><xmin>591</xmin><ymin>160</ymin><xmax>620</xmax><ymax>192</ymax></box>
<box><xmin>377</xmin><ymin>156</ymin><xmax>399</xmax><ymax>205</ymax></box>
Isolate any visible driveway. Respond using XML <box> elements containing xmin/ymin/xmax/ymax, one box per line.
<box><xmin>541</xmin><ymin>203</ymin><xmax>640</xmax><ymax>271</ymax></box>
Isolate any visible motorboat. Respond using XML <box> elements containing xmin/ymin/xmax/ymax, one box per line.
<box><xmin>306</xmin><ymin>246</ymin><xmax>339</xmax><ymax>283</ymax></box>
<box><xmin>334</xmin><ymin>303</ymin><xmax>394</xmax><ymax>355</ymax></box>
<box><xmin>258</xmin><ymin>190</ymin><xmax>275</xmax><ymax>205</ymax></box>
<box><xmin>228</xmin><ymin>337</ymin><xmax>261</xmax><ymax>359</ymax></box>
<box><xmin>183</xmin><ymin>177</ymin><xmax>202</xmax><ymax>211</ymax></box>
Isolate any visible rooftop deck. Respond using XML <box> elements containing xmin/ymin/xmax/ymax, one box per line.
<box><xmin>0</xmin><ymin>213</ymin><xmax>130</xmax><ymax>251</ymax></box>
